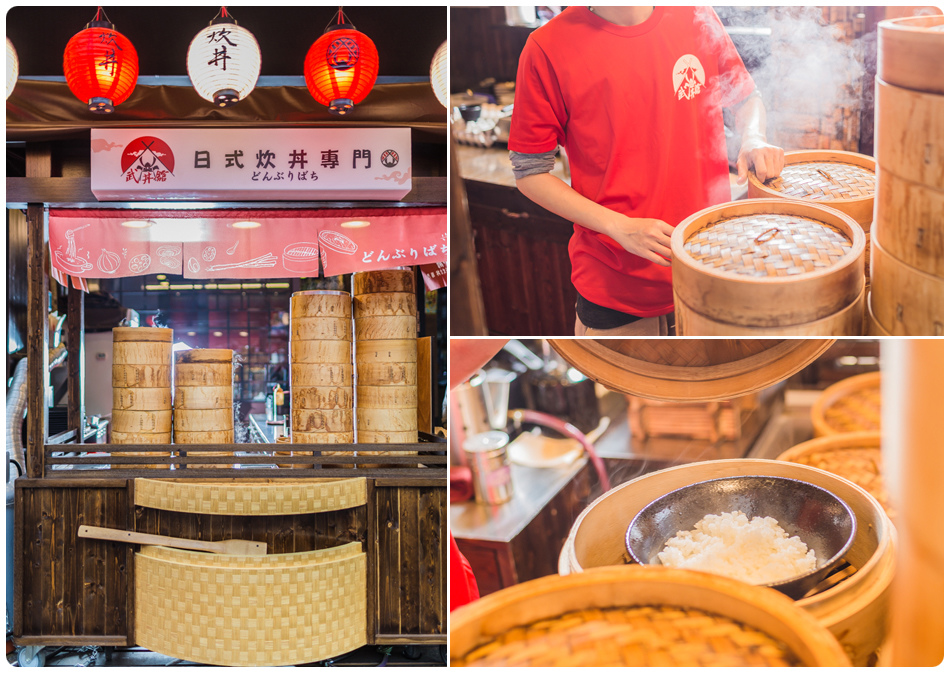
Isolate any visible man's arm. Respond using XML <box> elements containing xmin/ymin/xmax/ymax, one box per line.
<box><xmin>515</xmin><ymin>172</ymin><xmax>674</xmax><ymax>267</ymax></box>
<box><xmin>734</xmin><ymin>93</ymin><xmax>784</xmax><ymax>185</ymax></box>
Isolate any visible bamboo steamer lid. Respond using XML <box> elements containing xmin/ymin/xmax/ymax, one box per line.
<box><xmin>675</xmin><ymin>288</ymin><xmax>864</xmax><ymax>336</ymax></box>
<box><xmin>877</xmin><ymin>15</ymin><xmax>944</xmax><ymax>94</ymax></box>
<box><xmin>356</xmin><ymin>407</ymin><xmax>416</xmax><ymax>432</ymax></box>
<box><xmin>113</xmin><ymin>326</ymin><xmax>173</xmax><ymax>343</ymax></box>
<box><xmin>356</xmin><ymin>361</ymin><xmax>417</xmax><ymax>386</ymax></box>
<box><xmin>357</xmin><ymin>429</ymin><xmax>418</xmax><ymax>444</ymax></box>
<box><xmin>558</xmin><ymin>458</ymin><xmax>896</xmax><ymax>666</ymax></box>
<box><xmin>111</xmin><ymin>431</ymin><xmax>172</xmax><ymax>444</ymax></box>
<box><xmin>353</xmin><ymin>268</ymin><xmax>414</xmax><ymax>295</ymax></box>
<box><xmin>290</xmin><ymin>339</ymin><xmax>352</xmax><ymax>364</ymax></box>
<box><xmin>291</xmin><ymin>431</ymin><xmax>354</xmax><ymax>444</ymax></box>
<box><xmin>112</xmin><ymin>410</ymin><xmax>173</xmax><ymax>434</ymax></box>
<box><xmin>865</xmin><ymin>295</ymin><xmax>891</xmax><ymax>336</ymax></box>
<box><xmin>174</xmin><ymin>386</ymin><xmax>233</xmax><ymax>410</ymax></box>
<box><xmin>113</xmin><ymin>364</ymin><xmax>172</xmax><ymax>388</ymax></box>
<box><xmin>356</xmin><ymin>385</ymin><xmax>417</xmax><ymax>409</ymax></box>
<box><xmin>112</xmin><ymin>342</ymin><xmax>172</xmax><ymax>365</ymax></box>
<box><xmin>353</xmin><ymin>292</ymin><xmax>416</xmax><ymax>317</ymax></box>
<box><xmin>810</xmin><ymin>373</ymin><xmax>881</xmax><ymax>437</ymax></box>
<box><xmin>355</xmin><ymin>339</ymin><xmax>417</xmax><ymax>363</ymax></box>
<box><xmin>290</xmin><ymin>290</ymin><xmax>352</xmax><ymax>318</ymax></box>
<box><xmin>174</xmin><ymin>408</ymin><xmax>233</xmax><ymax>432</ymax></box>
<box><xmin>291</xmin><ymin>408</ymin><xmax>353</xmax><ymax>433</ymax></box>
<box><xmin>113</xmin><ymin>387</ymin><xmax>172</xmax><ymax>411</ymax></box>
<box><xmin>549</xmin><ymin>339</ymin><xmax>833</xmax><ymax>401</ymax></box>
<box><xmin>869</xmin><ymin>234</ymin><xmax>944</xmax><ymax>336</ymax></box>
<box><xmin>873</xmin><ymin>166</ymin><xmax>944</xmax><ymax>278</ymax></box>
<box><xmin>874</xmin><ymin>78</ymin><xmax>943</xmax><ymax>192</ymax></box>
<box><xmin>175</xmin><ymin>348</ymin><xmax>233</xmax><ymax>364</ymax></box>
<box><xmin>748</xmin><ymin>151</ymin><xmax>876</xmax><ymax>228</ymax></box>
<box><xmin>451</xmin><ymin>565</ymin><xmax>850</xmax><ymax>667</ymax></box>
<box><xmin>174</xmin><ymin>430</ymin><xmax>235</xmax><ymax>444</ymax></box>
<box><xmin>175</xmin><ymin>363</ymin><xmax>233</xmax><ymax>387</ymax></box>
<box><xmin>290</xmin><ymin>317</ymin><xmax>352</xmax><ymax>341</ymax></box>
<box><xmin>354</xmin><ymin>315</ymin><xmax>416</xmax><ymax>341</ymax></box>
<box><xmin>672</xmin><ymin>199</ymin><xmax>865</xmax><ymax>328</ymax></box>
<box><xmin>291</xmin><ymin>363</ymin><xmax>352</xmax><ymax>387</ymax></box>
<box><xmin>293</xmin><ymin>386</ymin><xmax>353</xmax><ymax>410</ymax></box>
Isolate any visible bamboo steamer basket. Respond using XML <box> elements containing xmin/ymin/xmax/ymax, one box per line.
<box><xmin>748</xmin><ymin>150</ymin><xmax>875</xmax><ymax>229</ymax></box>
<box><xmin>549</xmin><ymin>339</ymin><xmax>833</xmax><ymax>401</ymax></box>
<box><xmin>290</xmin><ymin>339</ymin><xmax>352</xmax><ymax>364</ymax></box>
<box><xmin>777</xmin><ymin>432</ymin><xmax>893</xmax><ymax>520</ymax></box>
<box><xmin>113</xmin><ymin>326</ymin><xmax>173</xmax><ymax>343</ymax></box>
<box><xmin>291</xmin><ymin>408</ymin><xmax>354</xmax><ymax>433</ymax></box>
<box><xmin>356</xmin><ymin>361</ymin><xmax>417</xmax><ymax>386</ymax></box>
<box><xmin>356</xmin><ymin>407</ymin><xmax>416</xmax><ymax>431</ymax></box>
<box><xmin>811</xmin><ymin>373</ymin><xmax>881</xmax><ymax>437</ymax></box>
<box><xmin>294</xmin><ymin>386</ymin><xmax>353</xmax><ymax>410</ymax></box>
<box><xmin>111</xmin><ymin>432</ymin><xmax>171</xmax><ymax>444</ymax></box>
<box><xmin>353</xmin><ymin>268</ymin><xmax>414</xmax><ymax>295</ymax></box>
<box><xmin>354</xmin><ymin>315</ymin><xmax>416</xmax><ymax>341</ymax></box>
<box><xmin>114</xmin><ymin>387</ymin><xmax>172</xmax><ymax>411</ymax></box>
<box><xmin>290</xmin><ymin>431</ymin><xmax>354</xmax><ymax>444</ymax></box>
<box><xmin>674</xmin><ymin>287</ymin><xmax>863</xmax><ymax>336</ymax></box>
<box><xmin>174</xmin><ymin>430</ymin><xmax>234</xmax><ymax>444</ymax></box>
<box><xmin>112</xmin><ymin>409</ymin><xmax>173</xmax><ymax>434</ymax></box>
<box><xmin>869</xmin><ymin>233</ymin><xmax>944</xmax><ymax>335</ymax></box>
<box><xmin>672</xmin><ymin>199</ymin><xmax>865</xmax><ymax>329</ymax></box>
<box><xmin>290</xmin><ymin>317</ymin><xmax>352</xmax><ymax>341</ymax></box>
<box><xmin>558</xmin><ymin>459</ymin><xmax>895</xmax><ymax>666</ymax></box>
<box><xmin>174</xmin><ymin>408</ymin><xmax>234</xmax><ymax>432</ymax></box>
<box><xmin>353</xmin><ymin>292</ymin><xmax>416</xmax><ymax>317</ymax></box>
<box><xmin>174</xmin><ymin>363</ymin><xmax>233</xmax><ymax>387</ymax></box>
<box><xmin>112</xmin><ymin>364</ymin><xmax>172</xmax><ymax>388</ymax></box>
<box><xmin>872</xmin><ymin>166</ymin><xmax>944</xmax><ymax>278</ymax></box>
<box><xmin>175</xmin><ymin>348</ymin><xmax>233</xmax><ymax>365</ymax></box>
<box><xmin>874</xmin><ymin>78</ymin><xmax>944</xmax><ymax>192</ymax></box>
<box><xmin>451</xmin><ymin>565</ymin><xmax>851</xmax><ymax>667</ymax></box>
<box><xmin>173</xmin><ymin>386</ymin><xmax>232</xmax><ymax>410</ymax></box>
<box><xmin>290</xmin><ymin>364</ymin><xmax>352</xmax><ymax>387</ymax></box>
<box><xmin>356</xmin><ymin>430</ymin><xmax>418</xmax><ymax>444</ymax></box>
<box><xmin>877</xmin><ymin>15</ymin><xmax>944</xmax><ymax>94</ymax></box>
<box><xmin>289</xmin><ymin>290</ymin><xmax>352</xmax><ymax>318</ymax></box>
<box><xmin>112</xmin><ymin>342</ymin><xmax>172</xmax><ymax>365</ymax></box>
<box><xmin>355</xmin><ymin>339</ymin><xmax>417</xmax><ymax>363</ymax></box>
<box><xmin>865</xmin><ymin>295</ymin><xmax>891</xmax><ymax>336</ymax></box>
<box><xmin>356</xmin><ymin>385</ymin><xmax>417</xmax><ymax>409</ymax></box>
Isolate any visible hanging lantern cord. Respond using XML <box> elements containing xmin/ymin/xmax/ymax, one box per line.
<box><xmin>92</xmin><ymin>6</ymin><xmax>113</xmax><ymax>24</ymax></box>
<box><xmin>324</xmin><ymin>6</ymin><xmax>355</xmax><ymax>31</ymax></box>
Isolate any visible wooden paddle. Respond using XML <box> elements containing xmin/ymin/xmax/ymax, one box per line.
<box><xmin>78</xmin><ymin>525</ymin><xmax>267</xmax><ymax>556</ymax></box>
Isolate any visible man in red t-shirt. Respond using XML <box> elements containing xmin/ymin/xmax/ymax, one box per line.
<box><xmin>509</xmin><ymin>6</ymin><xmax>784</xmax><ymax>335</ymax></box>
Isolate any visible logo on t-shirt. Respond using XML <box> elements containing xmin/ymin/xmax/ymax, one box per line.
<box><xmin>672</xmin><ymin>55</ymin><xmax>705</xmax><ymax>101</ymax></box>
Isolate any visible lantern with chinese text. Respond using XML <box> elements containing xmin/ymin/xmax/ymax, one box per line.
<box><xmin>6</xmin><ymin>37</ymin><xmax>18</xmax><ymax>99</ymax></box>
<box><xmin>187</xmin><ymin>8</ymin><xmax>261</xmax><ymax>108</ymax></box>
<box><xmin>430</xmin><ymin>40</ymin><xmax>447</xmax><ymax>108</ymax></box>
<box><xmin>304</xmin><ymin>9</ymin><xmax>378</xmax><ymax>115</ymax></box>
<box><xmin>63</xmin><ymin>11</ymin><xmax>138</xmax><ymax>113</ymax></box>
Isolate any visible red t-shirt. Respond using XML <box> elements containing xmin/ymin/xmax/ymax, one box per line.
<box><xmin>509</xmin><ymin>6</ymin><xmax>756</xmax><ymax>316</ymax></box>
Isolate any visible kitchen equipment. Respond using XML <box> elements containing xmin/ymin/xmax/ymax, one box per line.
<box><xmin>624</xmin><ymin>475</ymin><xmax>856</xmax><ymax>600</ymax></box>
<box><xmin>457</xmin><ymin>104</ymin><xmax>481</xmax><ymax>122</ymax></box>
<box><xmin>810</xmin><ymin>372</ymin><xmax>880</xmax><ymax>436</ymax></box>
<box><xmin>869</xmin><ymin>233</ymin><xmax>943</xmax><ymax>335</ymax></box>
<box><xmin>463</xmin><ymin>430</ymin><xmax>513</xmax><ymax>505</ymax></box>
<box><xmin>174</xmin><ymin>349</ymin><xmax>234</xmax><ymax>467</ymax></box>
<box><xmin>877</xmin><ymin>15</ymin><xmax>944</xmax><ymax>95</ymax></box>
<box><xmin>873</xmin><ymin>164</ymin><xmax>943</xmax><ymax>279</ymax></box>
<box><xmin>78</xmin><ymin>524</ymin><xmax>266</xmax><ymax>555</ymax></box>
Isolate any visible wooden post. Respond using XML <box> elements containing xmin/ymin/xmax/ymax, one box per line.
<box><xmin>25</xmin><ymin>143</ymin><xmax>50</xmax><ymax>478</ymax></box>
<box><xmin>67</xmin><ymin>283</ymin><xmax>85</xmax><ymax>439</ymax></box>
<box><xmin>449</xmin><ymin>145</ymin><xmax>488</xmax><ymax>335</ymax></box>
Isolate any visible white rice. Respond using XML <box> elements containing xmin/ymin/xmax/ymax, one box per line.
<box><xmin>656</xmin><ymin>511</ymin><xmax>817</xmax><ymax>584</ymax></box>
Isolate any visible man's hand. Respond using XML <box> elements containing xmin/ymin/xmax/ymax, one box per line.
<box><xmin>737</xmin><ymin>136</ymin><xmax>784</xmax><ymax>185</ymax></box>
<box><xmin>605</xmin><ymin>214</ymin><xmax>675</xmax><ymax>267</ymax></box>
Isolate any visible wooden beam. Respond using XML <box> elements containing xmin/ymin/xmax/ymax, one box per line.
<box><xmin>13</xmin><ymin>635</ymin><xmax>130</xmax><ymax>647</ymax></box>
<box><xmin>417</xmin><ymin>336</ymin><xmax>433</xmax><ymax>434</ymax></box>
<box><xmin>67</xmin><ymin>283</ymin><xmax>85</xmax><ymax>438</ymax></box>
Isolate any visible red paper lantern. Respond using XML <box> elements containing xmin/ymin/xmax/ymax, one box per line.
<box><xmin>304</xmin><ymin>23</ymin><xmax>378</xmax><ymax>115</ymax></box>
<box><xmin>63</xmin><ymin>19</ymin><xmax>138</xmax><ymax>113</ymax></box>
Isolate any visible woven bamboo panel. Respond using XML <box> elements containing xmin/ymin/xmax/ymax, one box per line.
<box><xmin>811</xmin><ymin>372</ymin><xmax>881</xmax><ymax>436</ymax></box>
<box><xmin>133</xmin><ymin>477</ymin><xmax>367</xmax><ymax>515</ymax></box>
<box><xmin>138</xmin><ymin>541</ymin><xmax>362</xmax><ymax>568</ymax></box>
<box><xmin>135</xmin><ymin>550</ymin><xmax>366</xmax><ymax>666</ymax></box>
<box><xmin>757</xmin><ymin>162</ymin><xmax>875</xmax><ymax>204</ymax></box>
<box><xmin>684</xmin><ymin>213</ymin><xmax>854</xmax><ymax>278</ymax></box>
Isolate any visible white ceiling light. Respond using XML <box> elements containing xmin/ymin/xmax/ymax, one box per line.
<box><xmin>121</xmin><ymin>220</ymin><xmax>153</xmax><ymax>228</ymax></box>
<box><xmin>231</xmin><ymin>220</ymin><xmax>261</xmax><ymax>229</ymax></box>
<box><xmin>341</xmin><ymin>220</ymin><xmax>371</xmax><ymax>228</ymax></box>
<box><xmin>429</xmin><ymin>40</ymin><xmax>447</xmax><ymax>108</ymax></box>
<box><xmin>6</xmin><ymin>37</ymin><xmax>18</xmax><ymax>99</ymax></box>
<box><xmin>187</xmin><ymin>8</ymin><xmax>261</xmax><ymax>108</ymax></box>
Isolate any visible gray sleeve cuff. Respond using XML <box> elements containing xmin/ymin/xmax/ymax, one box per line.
<box><xmin>510</xmin><ymin>149</ymin><xmax>557</xmax><ymax>180</ymax></box>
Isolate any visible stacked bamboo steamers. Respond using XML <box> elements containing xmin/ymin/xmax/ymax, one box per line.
<box><xmin>869</xmin><ymin>15</ymin><xmax>944</xmax><ymax>335</ymax></box>
<box><xmin>174</xmin><ymin>348</ymin><xmax>234</xmax><ymax>466</ymax></box>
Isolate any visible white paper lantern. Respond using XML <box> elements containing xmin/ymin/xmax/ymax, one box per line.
<box><xmin>7</xmin><ymin>37</ymin><xmax>18</xmax><ymax>99</ymax></box>
<box><xmin>187</xmin><ymin>18</ymin><xmax>261</xmax><ymax>107</ymax></box>
<box><xmin>429</xmin><ymin>40</ymin><xmax>448</xmax><ymax>108</ymax></box>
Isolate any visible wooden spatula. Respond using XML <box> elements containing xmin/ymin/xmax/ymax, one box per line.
<box><xmin>78</xmin><ymin>525</ymin><xmax>267</xmax><ymax>556</ymax></box>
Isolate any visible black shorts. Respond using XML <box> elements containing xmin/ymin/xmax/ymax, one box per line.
<box><xmin>575</xmin><ymin>291</ymin><xmax>644</xmax><ymax>330</ymax></box>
